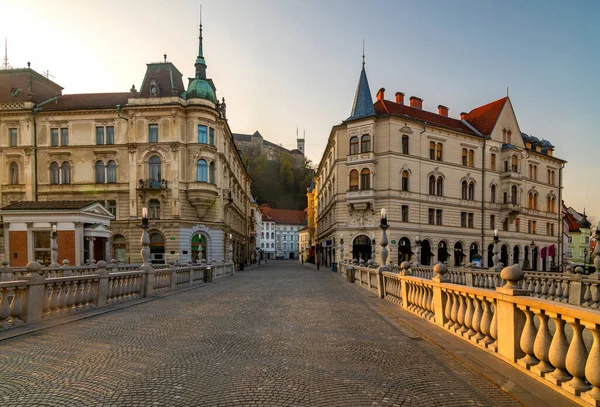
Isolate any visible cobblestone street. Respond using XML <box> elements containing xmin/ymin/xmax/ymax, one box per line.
<box><xmin>0</xmin><ymin>262</ymin><xmax>522</xmax><ymax>407</ymax></box>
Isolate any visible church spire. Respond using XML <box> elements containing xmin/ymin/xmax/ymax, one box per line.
<box><xmin>347</xmin><ymin>53</ymin><xmax>375</xmax><ymax>121</ymax></box>
<box><xmin>195</xmin><ymin>6</ymin><xmax>207</xmax><ymax>79</ymax></box>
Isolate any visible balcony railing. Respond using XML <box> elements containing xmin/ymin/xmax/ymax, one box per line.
<box><xmin>346</xmin><ymin>152</ymin><xmax>376</xmax><ymax>165</ymax></box>
<box><xmin>346</xmin><ymin>189</ymin><xmax>375</xmax><ymax>200</ymax></box>
<box><xmin>500</xmin><ymin>171</ymin><xmax>522</xmax><ymax>181</ymax></box>
<box><xmin>138</xmin><ymin>179</ymin><xmax>168</xmax><ymax>190</ymax></box>
<box><xmin>500</xmin><ymin>202</ymin><xmax>521</xmax><ymax>213</ymax></box>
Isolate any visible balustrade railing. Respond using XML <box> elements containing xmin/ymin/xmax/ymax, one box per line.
<box><xmin>337</xmin><ymin>259</ymin><xmax>600</xmax><ymax>406</ymax></box>
<box><xmin>0</xmin><ymin>259</ymin><xmax>236</xmax><ymax>333</ymax></box>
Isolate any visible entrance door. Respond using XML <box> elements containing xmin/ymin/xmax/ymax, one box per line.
<box><xmin>437</xmin><ymin>241</ymin><xmax>448</xmax><ymax>264</ymax></box>
<box><xmin>487</xmin><ymin>244</ymin><xmax>494</xmax><ymax>267</ymax></box>
<box><xmin>191</xmin><ymin>234</ymin><xmax>207</xmax><ymax>262</ymax></box>
<box><xmin>398</xmin><ymin>237</ymin><xmax>412</xmax><ymax>263</ymax></box>
<box><xmin>454</xmin><ymin>242</ymin><xmax>464</xmax><ymax>267</ymax></box>
<box><xmin>420</xmin><ymin>240</ymin><xmax>432</xmax><ymax>265</ymax></box>
<box><xmin>150</xmin><ymin>232</ymin><xmax>165</xmax><ymax>264</ymax></box>
<box><xmin>501</xmin><ymin>245</ymin><xmax>508</xmax><ymax>267</ymax></box>
<box><xmin>352</xmin><ymin>235</ymin><xmax>372</xmax><ymax>262</ymax></box>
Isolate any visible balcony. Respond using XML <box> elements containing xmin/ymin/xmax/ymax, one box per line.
<box><xmin>500</xmin><ymin>202</ymin><xmax>521</xmax><ymax>213</ymax></box>
<box><xmin>500</xmin><ymin>171</ymin><xmax>522</xmax><ymax>181</ymax></box>
<box><xmin>138</xmin><ymin>179</ymin><xmax>168</xmax><ymax>190</ymax></box>
<box><xmin>346</xmin><ymin>152</ymin><xmax>376</xmax><ymax>166</ymax></box>
<box><xmin>346</xmin><ymin>189</ymin><xmax>375</xmax><ymax>211</ymax></box>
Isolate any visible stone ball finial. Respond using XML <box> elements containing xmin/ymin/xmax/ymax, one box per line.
<box><xmin>96</xmin><ymin>260</ymin><xmax>107</xmax><ymax>268</ymax></box>
<box><xmin>1</xmin><ymin>260</ymin><xmax>9</xmax><ymax>267</ymax></box>
<box><xmin>62</xmin><ymin>259</ymin><xmax>70</xmax><ymax>266</ymax></box>
<box><xmin>26</xmin><ymin>261</ymin><xmax>43</xmax><ymax>275</ymax></box>
<box><xmin>575</xmin><ymin>266</ymin><xmax>584</xmax><ymax>274</ymax></box>
<box><xmin>501</xmin><ymin>263</ymin><xmax>524</xmax><ymax>289</ymax></box>
<box><xmin>566</xmin><ymin>265</ymin><xmax>572</xmax><ymax>274</ymax></box>
<box><xmin>433</xmin><ymin>262</ymin><xmax>448</xmax><ymax>276</ymax></box>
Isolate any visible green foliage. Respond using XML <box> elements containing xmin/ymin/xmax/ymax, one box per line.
<box><xmin>241</xmin><ymin>148</ymin><xmax>314</xmax><ymax>210</ymax></box>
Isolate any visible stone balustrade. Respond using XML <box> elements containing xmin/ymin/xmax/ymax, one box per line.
<box><xmin>0</xmin><ymin>259</ymin><xmax>236</xmax><ymax>332</ymax></box>
<box><xmin>338</xmin><ymin>260</ymin><xmax>600</xmax><ymax>406</ymax></box>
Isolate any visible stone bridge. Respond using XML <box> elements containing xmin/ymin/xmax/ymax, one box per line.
<box><xmin>0</xmin><ymin>261</ymin><xmax>589</xmax><ymax>406</ymax></box>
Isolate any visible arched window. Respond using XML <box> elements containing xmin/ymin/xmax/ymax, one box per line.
<box><xmin>551</xmin><ymin>197</ymin><xmax>556</xmax><ymax>213</ymax></box>
<box><xmin>528</xmin><ymin>192</ymin><xmax>533</xmax><ymax>208</ymax></box>
<box><xmin>209</xmin><ymin>161</ymin><xmax>215</xmax><ymax>184</ymax></box>
<box><xmin>468</xmin><ymin>181</ymin><xmax>475</xmax><ymax>201</ymax></box>
<box><xmin>106</xmin><ymin>160</ymin><xmax>117</xmax><ymax>183</ymax></box>
<box><xmin>60</xmin><ymin>162</ymin><xmax>70</xmax><ymax>185</ymax></box>
<box><xmin>511</xmin><ymin>155</ymin><xmax>518</xmax><ymax>172</ymax></box>
<box><xmin>490</xmin><ymin>184</ymin><xmax>496</xmax><ymax>203</ymax></box>
<box><xmin>94</xmin><ymin>161</ymin><xmax>105</xmax><ymax>184</ymax></box>
<box><xmin>507</xmin><ymin>130</ymin><xmax>512</xmax><ymax>145</ymax></box>
<box><xmin>149</xmin><ymin>156</ymin><xmax>162</xmax><ymax>183</ymax></box>
<box><xmin>360</xmin><ymin>135</ymin><xmax>370</xmax><ymax>153</ymax></box>
<box><xmin>112</xmin><ymin>235</ymin><xmax>127</xmax><ymax>262</ymax></box>
<box><xmin>436</xmin><ymin>176</ymin><xmax>443</xmax><ymax>196</ymax></box>
<box><xmin>360</xmin><ymin>168</ymin><xmax>370</xmax><ymax>190</ymax></box>
<box><xmin>461</xmin><ymin>180</ymin><xmax>468</xmax><ymax>199</ymax></box>
<box><xmin>50</xmin><ymin>162</ymin><xmax>60</xmax><ymax>184</ymax></box>
<box><xmin>533</xmin><ymin>193</ymin><xmax>538</xmax><ymax>210</ymax></box>
<box><xmin>271</xmin><ymin>232</ymin><xmax>274</xmax><ymax>239</ymax></box>
<box><xmin>349</xmin><ymin>169</ymin><xmax>358</xmax><ymax>191</ymax></box>
<box><xmin>149</xmin><ymin>199</ymin><xmax>160</xmax><ymax>219</ymax></box>
<box><xmin>9</xmin><ymin>162</ymin><xmax>18</xmax><ymax>185</ymax></box>
<box><xmin>428</xmin><ymin>175</ymin><xmax>436</xmax><ymax>195</ymax></box>
<box><xmin>401</xmin><ymin>170</ymin><xmax>409</xmax><ymax>191</ymax></box>
<box><xmin>547</xmin><ymin>196</ymin><xmax>552</xmax><ymax>212</ymax></box>
<box><xmin>502</xmin><ymin>128</ymin><xmax>507</xmax><ymax>143</ymax></box>
<box><xmin>197</xmin><ymin>159</ymin><xmax>208</xmax><ymax>182</ymax></box>
<box><xmin>511</xmin><ymin>185</ymin><xmax>518</xmax><ymax>204</ymax></box>
<box><xmin>349</xmin><ymin>136</ymin><xmax>359</xmax><ymax>155</ymax></box>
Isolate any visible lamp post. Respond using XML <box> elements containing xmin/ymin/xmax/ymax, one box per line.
<box><xmin>492</xmin><ymin>228</ymin><xmax>501</xmax><ymax>272</ymax></box>
<box><xmin>379</xmin><ymin>208</ymin><xmax>389</xmax><ymax>268</ymax></box>
<box><xmin>140</xmin><ymin>207</ymin><xmax>150</xmax><ymax>268</ymax></box>
<box><xmin>414</xmin><ymin>235</ymin><xmax>421</xmax><ymax>266</ymax></box>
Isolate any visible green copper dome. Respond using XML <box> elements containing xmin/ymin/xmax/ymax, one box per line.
<box><xmin>187</xmin><ymin>78</ymin><xmax>216</xmax><ymax>103</ymax></box>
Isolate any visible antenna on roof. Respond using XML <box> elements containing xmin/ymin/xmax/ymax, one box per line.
<box><xmin>42</xmin><ymin>70</ymin><xmax>55</xmax><ymax>80</ymax></box>
<box><xmin>1</xmin><ymin>37</ymin><xmax>11</xmax><ymax>70</ymax></box>
<box><xmin>507</xmin><ymin>86</ymin><xmax>509</xmax><ymax>97</ymax></box>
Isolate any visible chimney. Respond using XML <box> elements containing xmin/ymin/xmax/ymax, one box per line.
<box><xmin>376</xmin><ymin>88</ymin><xmax>385</xmax><ymax>101</ymax></box>
<box><xmin>438</xmin><ymin>105</ymin><xmax>449</xmax><ymax>117</ymax></box>
<box><xmin>395</xmin><ymin>92</ymin><xmax>404</xmax><ymax>105</ymax></box>
<box><xmin>409</xmin><ymin>96</ymin><xmax>423</xmax><ymax>109</ymax></box>
<box><xmin>460</xmin><ymin>112</ymin><xmax>468</xmax><ymax>120</ymax></box>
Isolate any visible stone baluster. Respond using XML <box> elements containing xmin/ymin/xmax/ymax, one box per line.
<box><xmin>450</xmin><ymin>291</ymin><xmax>460</xmax><ymax>331</ymax></box>
<box><xmin>480</xmin><ymin>298</ymin><xmax>494</xmax><ymax>345</ymax></box>
<box><xmin>471</xmin><ymin>296</ymin><xmax>485</xmax><ymax>342</ymax></box>
<box><xmin>9</xmin><ymin>286</ymin><xmax>23</xmax><ymax>326</ymax></box>
<box><xmin>547</xmin><ymin>313</ymin><xmax>572</xmax><ymax>385</ymax></box>
<box><xmin>456</xmin><ymin>295</ymin><xmax>466</xmax><ymax>333</ymax></box>
<box><xmin>517</xmin><ymin>306</ymin><xmax>539</xmax><ymax>368</ymax></box>
<box><xmin>65</xmin><ymin>281</ymin><xmax>75</xmax><ymax>312</ymax></box>
<box><xmin>489</xmin><ymin>303</ymin><xmax>498</xmax><ymax>351</ymax></box>
<box><xmin>464</xmin><ymin>295</ymin><xmax>476</xmax><ymax>338</ymax></box>
<box><xmin>530</xmin><ymin>308</ymin><xmax>554</xmax><ymax>376</ymax></box>
<box><xmin>0</xmin><ymin>287</ymin><xmax>11</xmax><ymax>328</ymax></box>
<box><xmin>583</xmin><ymin>283</ymin><xmax>593</xmax><ymax>307</ymax></box>
<box><xmin>564</xmin><ymin>317</ymin><xmax>591</xmax><ymax>395</ymax></box>
<box><xmin>425</xmin><ymin>287</ymin><xmax>433</xmax><ymax>319</ymax></box>
<box><xmin>582</xmin><ymin>322</ymin><xmax>600</xmax><ymax>405</ymax></box>
<box><xmin>444</xmin><ymin>291</ymin><xmax>453</xmax><ymax>328</ymax></box>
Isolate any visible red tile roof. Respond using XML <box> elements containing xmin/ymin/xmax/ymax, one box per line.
<box><xmin>374</xmin><ymin>100</ymin><xmax>478</xmax><ymax>136</ymax></box>
<box><xmin>565</xmin><ymin>211</ymin><xmax>581</xmax><ymax>233</ymax></box>
<box><xmin>43</xmin><ymin>93</ymin><xmax>132</xmax><ymax>111</ymax></box>
<box><xmin>463</xmin><ymin>97</ymin><xmax>507</xmax><ymax>136</ymax></box>
<box><xmin>260</xmin><ymin>204</ymin><xmax>306</xmax><ymax>225</ymax></box>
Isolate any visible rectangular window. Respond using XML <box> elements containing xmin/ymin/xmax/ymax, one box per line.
<box><xmin>468</xmin><ymin>213</ymin><xmax>474</xmax><ymax>228</ymax></box>
<box><xmin>33</xmin><ymin>231</ymin><xmax>51</xmax><ymax>265</ymax></box>
<box><xmin>490</xmin><ymin>153</ymin><xmax>496</xmax><ymax>171</ymax></box>
<box><xmin>96</xmin><ymin>127</ymin><xmax>104</xmax><ymax>145</ymax></box>
<box><xmin>462</xmin><ymin>149</ymin><xmax>468</xmax><ymax>166</ymax></box>
<box><xmin>402</xmin><ymin>135</ymin><xmax>409</xmax><ymax>154</ymax></box>
<box><xmin>502</xmin><ymin>218</ymin><xmax>508</xmax><ymax>231</ymax></box>
<box><xmin>468</xmin><ymin>150</ymin><xmax>474</xmax><ymax>167</ymax></box>
<box><xmin>490</xmin><ymin>215</ymin><xmax>495</xmax><ymax>230</ymax></box>
<box><xmin>107</xmin><ymin>200</ymin><xmax>117</xmax><ymax>218</ymax></box>
<box><xmin>198</xmin><ymin>125</ymin><xmax>207</xmax><ymax>144</ymax></box>
<box><xmin>148</xmin><ymin>124</ymin><xmax>158</xmax><ymax>143</ymax></box>
<box><xmin>515</xmin><ymin>218</ymin><xmax>520</xmax><ymax>232</ymax></box>
<box><xmin>401</xmin><ymin>205</ymin><xmax>409</xmax><ymax>222</ymax></box>
<box><xmin>461</xmin><ymin>212</ymin><xmax>467</xmax><ymax>228</ymax></box>
<box><xmin>51</xmin><ymin>128</ymin><xmax>59</xmax><ymax>147</ymax></box>
<box><xmin>546</xmin><ymin>223</ymin><xmax>550</xmax><ymax>236</ymax></box>
<box><xmin>568</xmin><ymin>236</ymin><xmax>573</xmax><ymax>243</ymax></box>
<box><xmin>436</xmin><ymin>209</ymin><xmax>443</xmax><ymax>225</ymax></box>
<box><xmin>429</xmin><ymin>142</ymin><xmax>435</xmax><ymax>160</ymax></box>
<box><xmin>532</xmin><ymin>221</ymin><xmax>537</xmax><ymax>234</ymax></box>
<box><xmin>209</xmin><ymin>127</ymin><xmax>215</xmax><ymax>146</ymax></box>
<box><xmin>428</xmin><ymin>208</ymin><xmax>435</xmax><ymax>225</ymax></box>
<box><xmin>436</xmin><ymin>143</ymin><xmax>443</xmax><ymax>161</ymax></box>
<box><xmin>9</xmin><ymin>128</ymin><xmax>17</xmax><ymax>147</ymax></box>
<box><xmin>106</xmin><ymin>126</ymin><xmax>114</xmax><ymax>145</ymax></box>
<box><xmin>60</xmin><ymin>128</ymin><xmax>69</xmax><ymax>146</ymax></box>
<box><xmin>528</xmin><ymin>220</ymin><xmax>532</xmax><ymax>234</ymax></box>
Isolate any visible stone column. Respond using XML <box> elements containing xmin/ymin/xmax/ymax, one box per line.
<box><xmin>3</xmin><ymin>223</ymin><xmax>9</xmax><ymax>261</ymax></box>
<box><xmin>496</xmin><ymin>264</ymin><xmax>530</xmax><ymax>362</ymax></box>
<box><xmin>74</xmin><ymin>222</ymin><xmax>83</xmax><ymax>266</ymax></box>
<box><xmin>87</xmin><ymin>237</ymin><xmax>95</xmax><ymax>263</ymax></box>
<box><xmin>22</xmin><ymin>261</ymin><xmax>46</xmax><ymax>323</ymax></box>
<box><xmin>432</xmin><ymin>262</ymin><xmax>449</xmax><ymax>326</ymax></box>
<box><xmin>104</xmin><ymin>239</ymin><xmax>111</xmax><ymax>263</ymax></box>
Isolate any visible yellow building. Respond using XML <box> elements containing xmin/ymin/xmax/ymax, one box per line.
<box><xmin>0</xmin><ymin>21</ymin><xmax>251</xmax><ymax>265</ymax></box>
<box><xmin>313</xmin><ymin>60</ymin><xmax>565</xmax><ymax>271</ymax></box>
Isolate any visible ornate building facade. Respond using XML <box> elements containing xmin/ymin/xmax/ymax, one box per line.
<box><xmin>312</xmin><ymin>61</ymin><xmax>566</xmax><ymax>271</ymax></box>
<box><xmin>0</xmin><ymin>21</ymin><xmax>252</xmax><ymax>265</ymax></box>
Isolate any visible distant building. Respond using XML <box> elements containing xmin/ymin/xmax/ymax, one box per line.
<box><xmin>564</xmin><ymin>206</ymin><xmax>592</xmax><ymax>265</ymax></box>
<box><xmin>249</xmin><ymin>196</ymin><xmax>262</xmax><ymax>262</ymax></box>
<box><xmin>259</xmin><ymin>204</ymin><xmax>306</xmax><ymax>259</ymax></box>
<box><xmin>233</xmin><ymin>130</ymin><xmax>305</xmax><ymax>165</ymax></box>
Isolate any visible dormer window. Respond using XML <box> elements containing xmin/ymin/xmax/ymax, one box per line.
<box><xmin>149</xmin><ymin>79</ymin><xmax>158</xmax><ymax>97</ymax></box>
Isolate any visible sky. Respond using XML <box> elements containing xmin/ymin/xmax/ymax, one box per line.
<box><xmin>2</xmin><ymin>0</ymin><xmax>599</xmax><ymax>217</ymax></box>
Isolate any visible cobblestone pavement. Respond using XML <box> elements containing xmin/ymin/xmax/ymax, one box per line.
<box><xmin>0</xmin><ymin>261</ymin><xmax>522</xmax><ymax>407</ymax></box>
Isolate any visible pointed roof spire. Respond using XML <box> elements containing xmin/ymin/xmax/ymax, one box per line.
<box><xmin>347</xmin><ymin>52</ymin><xmax>375</xmax><ymax>121</ymax></box>
<box><xmin>196</xmin><ymin>5</ymin><xmax>206</xmax><ymax>70</ymax></box>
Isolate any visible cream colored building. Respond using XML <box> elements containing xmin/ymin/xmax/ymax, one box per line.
<box><xmin>314</xmin><ymin>62</ymin><xmax>565</xmax><ymax>271</ymax></box>
<box><xmin>0</xmin><ymin>21</ymin><xmax>252</xmax><ymax>265</ymax></box>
